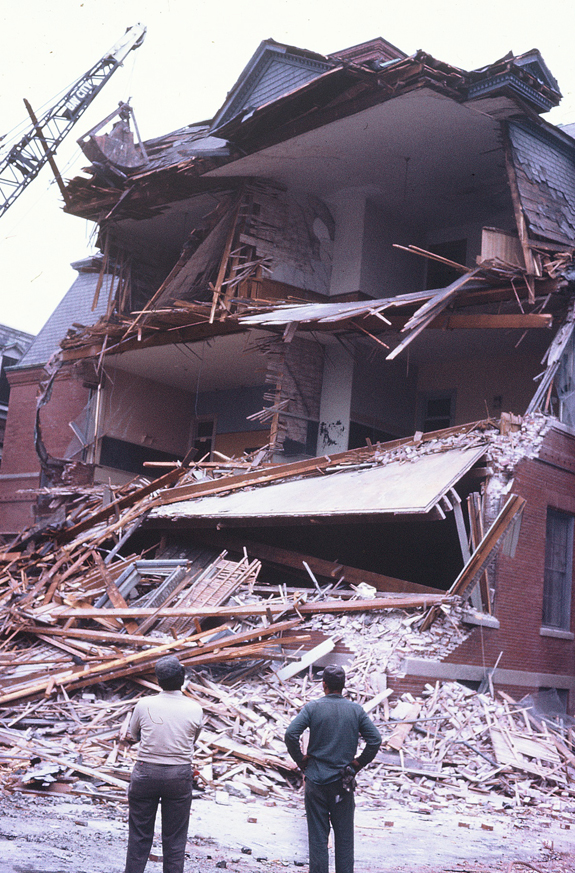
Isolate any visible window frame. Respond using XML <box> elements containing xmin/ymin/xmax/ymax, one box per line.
<box><xmin>542</xmin><ymin>507</ymin><xmax>574</xmax><ymax>632</ymax></box>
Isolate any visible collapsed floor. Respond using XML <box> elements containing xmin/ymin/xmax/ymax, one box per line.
<box><xmin>0</xmin><ymin>413</ymin><xmax>574</xmax><ymax>871</ymax></box>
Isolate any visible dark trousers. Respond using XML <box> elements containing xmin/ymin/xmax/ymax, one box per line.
<box><xmin>124</xmin><ymin>762</ymin><xmax>193</xmax><ymax>873</ymax></box>
<box><xmin>304</xmin><ymin>777</ymin><xmax>355</xmax><ymax>873</ymax></box>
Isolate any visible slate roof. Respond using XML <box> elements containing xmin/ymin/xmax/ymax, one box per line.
<box><xmin>17</xmin><ymin>262</ymin><xmax>112</xmax><ymax>369</ymax></box>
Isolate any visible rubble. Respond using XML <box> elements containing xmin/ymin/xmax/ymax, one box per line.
<box><xmin>0</xmin><ymin>413</ymin><xmax>573</xmax><ymax>840</ymax></box>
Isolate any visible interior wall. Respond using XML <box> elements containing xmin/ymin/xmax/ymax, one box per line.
<box><xmin>191</xmin><ymin>385</ymin><xmax>268</xmax><ymax>434</ymax></box>
<box><xmin>361</xmin><ymin>199</ymin><xmax>425</xmax><ymax>297</ymax></box>
<box><xmin>351</xmin><ymin>348</ymin><xmax>418</xmax><ymax>438</ymax></box>
<box><xmin>99</xmin><ymin>367</ymin><xmax>193</xmax><ymax>457</ymax></box>
<box><xmin>215</xmin><ymin>430</ymin><xmax>270</xmax><ymax>458</ymax></box>
<box><xmin>416</xmin><ymin>348</ymin><xmax>545</xmax><ymax>423</ymax></box>
<box><xmin>246</xmin><ymin>184</ymin><xmax>334</xmax><ymax>295</ymax></box>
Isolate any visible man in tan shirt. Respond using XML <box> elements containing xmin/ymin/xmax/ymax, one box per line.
<box><xmin>123</xmin><ymin>655</ymin><xmax>203</xmax><ymax>873</ymax></box>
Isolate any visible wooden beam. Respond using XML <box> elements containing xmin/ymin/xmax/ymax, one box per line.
<box><xmin>430</xmin><ymin>313</ymin><xmax>553</xmax><ymax>330</ymax></box>
<box><xmin>60</xmin><ymin>465</ymin><xmax>188</xmax><ymax>541</ymax></box>
<box><xmin>503</xmin><ymin>127</ymin><xmax>539</xmax><ymax>301</ymax></box>
<box><xmin>448</xmin><ymin>494</ymin><xmax>525</xmax><ymax>600</ymax></box>
<box><xmin>42</xmin><ymin>593</ymin><xmax>446</xmax><ymax>621</ymax></box>
<box><xmin>421</xmin><ymin>494</ymin><xmax>525</xmax><ymax>630</ymax></box>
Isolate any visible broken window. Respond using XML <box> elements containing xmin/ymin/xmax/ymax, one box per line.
<box><xmin>542</xmin><ymin>507</ymin><xmax>574</xmax><ymax>631</ymax></box>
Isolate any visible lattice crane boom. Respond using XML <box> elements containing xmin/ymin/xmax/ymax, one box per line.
<box><xmin>0</xmin><ymin>23</ymin><xmax>146</xmax><ymax>218</ymax></box>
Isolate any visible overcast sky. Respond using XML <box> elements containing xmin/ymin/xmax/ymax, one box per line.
<box><xmin>1</xmin><ymin>0</ymin><xmax>575</xmax><ymax>335</ymax></box>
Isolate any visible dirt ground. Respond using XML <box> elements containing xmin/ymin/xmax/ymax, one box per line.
<box><xmin>1</xmin><ymin>786</ymin><xmax>574</xmax><ymax>873</ymax></box>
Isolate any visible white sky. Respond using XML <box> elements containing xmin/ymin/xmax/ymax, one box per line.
<box><xmin>1</xmin><ymin>0</ymin><xmax>575</xmax><ymax>334</ymax></box>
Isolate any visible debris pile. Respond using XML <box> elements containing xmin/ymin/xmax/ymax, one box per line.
<box><xmin>1</xmin><ymin>611</ymin><xmax>575</xmax><ymax>824</ymax></box>
<box><xmin>0</xmin><ymin>413</ymin><xmax>572</xmax><ymax>825</ymax></box>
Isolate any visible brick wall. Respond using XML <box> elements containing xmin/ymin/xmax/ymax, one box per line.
<box><xmin>388</xmin><ymin>427</ymin><xmax>575</xmax><ymax>711</ymax></box>
<box><xmin>0</xmin><ymin>364</ymin><xmax>91</xmax><ymax>535</ymax></box>
<box><xmin>273</xmin><ymin>335</ymin><xmax>324</xmax><ymax>450</ymax></box>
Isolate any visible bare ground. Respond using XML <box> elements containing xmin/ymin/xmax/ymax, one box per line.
<box><xmin>0</xmin><ymin>788</ymin><xmax>574</xmax><ymax>873</ymax></box>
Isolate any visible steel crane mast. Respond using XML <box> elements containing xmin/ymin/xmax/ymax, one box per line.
<box><xmin>0</xmin><ymin>23</ymin><xmax>146</xmax><ymax>218</ymax></box>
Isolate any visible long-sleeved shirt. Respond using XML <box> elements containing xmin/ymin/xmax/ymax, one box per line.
<box><xmin>284</xmin><ymin>692</ymin><xmax>382</xmax><ymax>784</ymax></box>
<box><xmin>128</xmin><ymin>690</ymin><xmax>203</xmax><ymax>765</ymax></box>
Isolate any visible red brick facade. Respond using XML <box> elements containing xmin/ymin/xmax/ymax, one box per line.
<box><xmin>0</xmin><ymin>365</ymin><xmax>91</xmax><ymax>535</ymax></box>
<box><xmin>392</xmin><ymin>426</ymin><xmax>575</xmax><ymax>710</ymax></box>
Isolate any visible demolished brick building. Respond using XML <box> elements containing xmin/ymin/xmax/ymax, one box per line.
<box><xmin>2</xmin><ymin>37</ymin><xmax>575</xmax><ymax>708</ymax></box>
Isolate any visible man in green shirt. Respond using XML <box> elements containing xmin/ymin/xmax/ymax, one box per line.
<box><xmin>285</xmin><ymin>665</ymin><xmax>381</xmax><ymax>873</ymax></box>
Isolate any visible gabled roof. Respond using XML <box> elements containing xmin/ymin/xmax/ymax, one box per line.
<box><xmin>211</xmin><ymin>39</ymin><xmax>334</xmax><ymax>131</ymax></box>
<box><xmin>0</xmin><ymin>323</ymin><xmax>34</xmax><ymax>358</ymax></box>
<box><xmin>328</xmin><ymin>36</ymin><xmax>406</xmax><ymax>66</ymax></box>
<box><xmin>467</xmin><ymin>48</ymin><xmax>561</xmax><ymax>112</ymax></box>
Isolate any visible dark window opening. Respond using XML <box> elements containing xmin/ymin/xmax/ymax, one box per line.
<box><xmin>306</xmin><ymin>420</ymin><xmax>319</xmax><ymax>455</ymax></box>
<box><xmin>99</xmin><ymin>435</ymin><xmax>181</xmax><ymax>477</ymax></box>
<box><xmin>425</xmin><ymin>239</ymin><xmax>467</xmax><ymax>290</ymax></box>
<box><xmin>542</xmin><ymin>507</ymin><xmax>574</xmax><ymax>630</ymax></box>
<box><xmin>422</xmin><ymin>394</ymin><xmax>454</xmax><ymax>432</ymax></box>
<box><xmin>0</xmin><ymin>356</ymin><xmax>17</xmax><ymax>406</ymax></box>
<box><xmin>193</xmin><ymin>419</ymin><xmax>215</xmax><ymax>461</ymax></box>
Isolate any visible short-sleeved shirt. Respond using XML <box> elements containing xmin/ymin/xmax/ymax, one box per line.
<box><xmin>284</xmin><ymin>692</ymin><xmax>382</xmax><ymax>784</ymax></box>
<box><xmin>129</xmin><ymin>690</ymin><xmax>203</xmax><ymax>765</ymax></box>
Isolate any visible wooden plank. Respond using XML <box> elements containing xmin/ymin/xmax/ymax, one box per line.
<box><xmin>467</xmin><ymin>492</ymin><xmax>491</xmax><ymax>613</ymax></box>
<box><xmin>422</xmin><ymin>494</ymin><xmax>525</xmax><ymax>630</ymax></box>
<box><xmin>448</xmin><ymin>494</ymin><xmax>526</xmax><ymax>600</ymax></box>
<box><xmin>44</xmin><ymin>593</ymin><xmax>446</xmax><ymax>621</ymax></box>
<box><xmin>363</xmin><ymin>688</ymin><xmax>393</xmax><ymax>713</ymax></box>
<box><xmin>386</xmin><ymin>270</ymin><xmax>481</xmax><ymax>361</ymax></box>
<box><xmin>275</xmin><ymin>638</ymin><xmax>335</xmax><ymax>681</ymax></box>
<box><xmin>431</xmin><ymin>313</ymin><xmax>553</xmax><ymax>329</ymax></box>
<box><xmin>0</xmin><ymin>728</ymin><xmax>128</xmax><ymax>790</ymax></box>
<box><xmin>503</xmin><ymin>129</ymin><xmax>539</xmax><ymax>297</ymax></box>
<box><xmin>93</xmin><ymin>551</ymin><xmax>139</xmax><ymax>634</ymax></box>
<box><xmin>386</xmin><ymin>703</ymin><xmax>421</xmax><ymax>750</ymax></box>
<box><xmin>0</xmin><ymin>619</ymin><xmax>301</xmax><ymax>705</ymax></box>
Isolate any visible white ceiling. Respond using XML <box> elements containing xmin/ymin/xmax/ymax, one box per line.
<box><xmin>207</xmin><ymin>88</ymin><xmax>509</xmax><ymax>226</ymax></box>
<box><xmin>103</xmin><ymin>330</ymin><xmax>271</xmax><ymax>393</ymax></box>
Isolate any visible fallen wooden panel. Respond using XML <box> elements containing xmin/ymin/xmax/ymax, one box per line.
<box><xmin>155</xmin><ymin>555</ymin><xmax>261</xmax><ymax>636</ymax></box>
<box><xmin>151</xmin><ymin>447</ymin><xmax>486</xmax><ymax>518</ymax></box>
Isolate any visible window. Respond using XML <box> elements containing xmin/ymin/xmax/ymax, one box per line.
<box><xmin>0</xmin><ymin>355</ymin><xmax>17</xmax><ymax>406</ymax></box>
<box><xmin>542</xmin><ymin>508</ymin><xmax>574</xmax><ymax>630</ymax></box>
<box><xmin>193</xmin><ymin>419</ymin><xmax>215</xmax><ymax>461</ymax></box>
<box><xmin>421</xmin><ymin>393</ymin><xmax>455</xmax><ymax>433</ymax></box>
<box><xmin>99</xmin><ymin>436</ymin><xmax>181</xmax><ymax>476</ymax></box>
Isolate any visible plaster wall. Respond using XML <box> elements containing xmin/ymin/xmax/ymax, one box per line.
<box><xmin>99</xmin><ymin>367</ymin><xmax>193</xmax><ymax>457</ymax></box>
<box><xmin>416</xmin><ymin>349</ymin><xmax>544</xmax><ymax>424</ymax></box>
<box><xmin>328</xmin><ymin>191</ymin><xmax>366</xmax><ymax>296</ymax></box>
<box><xmin>317</xmin><ymin>346</ymin><xmax>354</xmax><ymax>453</ymax></box>
<box><xmin>351</xmin><ymin>349</ymin><xmax>418</xmax><ymax>437</ymax></box>
<box><xmin>361</xmin><ymin>199</ymin><xmax>425</xmax><ymax>297</ymax></box>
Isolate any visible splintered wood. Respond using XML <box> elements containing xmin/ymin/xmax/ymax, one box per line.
<box><xmin>0</xmin><ymin>413</ymin><xmax>573</xmax><ymax>822</ymax></box>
